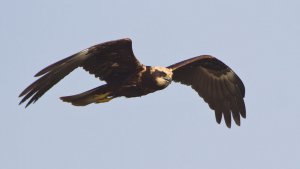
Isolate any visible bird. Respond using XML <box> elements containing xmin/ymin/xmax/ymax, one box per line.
<box><xmin>19</xmin><ymin>38</ymin><xmax>246</xmax><ymax>128</ymax></box>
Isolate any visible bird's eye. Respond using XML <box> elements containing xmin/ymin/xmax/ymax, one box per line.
<box><xmin>160</xmin><ymin>72</ymin><xmax>167</xmax><ymax>76</ymax></box>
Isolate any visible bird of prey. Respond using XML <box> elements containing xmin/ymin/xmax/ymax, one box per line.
<box><xmin>19</xmin><ymin>38</ymin><xmax>246</xmax><ymax>128</ymax></box>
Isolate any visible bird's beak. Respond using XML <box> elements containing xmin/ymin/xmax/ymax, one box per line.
<box><xmin>163</xmin><ymin>77</ymin><xmax>172</xmax><ymax>83</ymax></box>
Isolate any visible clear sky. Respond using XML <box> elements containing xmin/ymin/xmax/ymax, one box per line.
<box><xmin>1</xmin><ymin>0</ymin><xmax>300</xmax><ymax>169</ymax></box>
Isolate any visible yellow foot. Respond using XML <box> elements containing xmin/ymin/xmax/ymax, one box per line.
<box><xmin>95</xmin><ymin>97</ymin><xmax>113</xmax><ymax>103</ymax></box>
<box><xmin>94</xmin><ymin>92</ymin><xmax>111</xmax><ymax>99</ymax></box>
<box><xmin>94</xmin><ymin>92</ymin><xmax>113</xmax><ymax>103</ymax></box>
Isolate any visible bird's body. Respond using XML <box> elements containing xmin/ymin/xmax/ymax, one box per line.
<box><xmin>19</xmin><ymin>38</ymin><xmax>246</xmax><ymax>128</ymax></box>
<box><xmin>61</xmin><ymin>65</ymin><xmax>173</xmax><ymax>105</ymax></box>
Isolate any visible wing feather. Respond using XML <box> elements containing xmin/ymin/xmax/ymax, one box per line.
<box><xmin>230</xmin><ymin>98</ymin><xmax>241</xmax><ymax>126</ymax></box>
<box><xmin>223</xmin><ymin>101</ymin><xmax>232</xmax><ymax>128</ymax></box>
<box><xmin>169</xmin><ymin>55</ymin><xmax>246</xmax><ymax>127</ymax></box>
<box><xmin>19</xmin><ymin>38</ymin><xmax>143</xmax><ymax>107</ymax></box>
<box><xmin>214</xmin><ymin>108</ymin><xmax>223</xmax><ymax>124</ymax></box>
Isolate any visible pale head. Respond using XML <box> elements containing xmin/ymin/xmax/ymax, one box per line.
<box><xmin>150</xmin><ymin>66</ymin><xmax>173</xmax><ymax>88</ymax></box>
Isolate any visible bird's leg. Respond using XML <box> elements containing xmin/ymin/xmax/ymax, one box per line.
<box><xmin>94</xmin><ymin>92</ymin><xmax>114</xmax><ymax>103</ymax></box>
<box><xmin>95</xmin><ymin>97</ymin><xmax>113</xmax><ymax>103</ymax></box>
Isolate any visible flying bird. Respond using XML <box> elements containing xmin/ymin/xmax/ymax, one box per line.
<box><xmin>19</xmin><ymin>38</ymin><xmax>246</xmax><ymax>128</ymax></box>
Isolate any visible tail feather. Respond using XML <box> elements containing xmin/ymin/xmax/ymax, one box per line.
<box><xmin>60</xmin><ymin>85</ymin><xmax>114</xmax><ymax>106</ymax></box>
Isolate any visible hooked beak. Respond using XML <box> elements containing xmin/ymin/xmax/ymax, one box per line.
<box><xmin>163</xmin><ymin>77</ymin><xmax>172</xmax><ymax>83</ymax></box>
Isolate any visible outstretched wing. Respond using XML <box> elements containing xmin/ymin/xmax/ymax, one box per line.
<box><xmin>19</xmin><ymin>38</ymin><xmax>143</xmax><ymax>107</ymax></box>
<box><xmin>168</xmin><ymin>55</ymin><xmax>246</xmax><ymax>128</ymax></box>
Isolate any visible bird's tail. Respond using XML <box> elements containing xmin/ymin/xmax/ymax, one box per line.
<box><xmin>60</xmin><ymin>85</ymin><xmax>115</xmax><ymax>106</ymax></box>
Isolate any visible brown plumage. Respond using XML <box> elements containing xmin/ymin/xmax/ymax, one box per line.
<box><xmin>19</xmin><ymin>38</ymin><xmax>246</xmax><ymax>128</ymax></box>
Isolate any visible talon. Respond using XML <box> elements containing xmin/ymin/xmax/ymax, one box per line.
<box><xmin>94</xmin><ymin>92</ymin><xmax>111</xmax><ymax>100</ymax></box>
<box><xmin>94</xmin><ymin>92</ymin><xmax>113</xmax><ymax>103</ymax></box>
<box><xmin>95</xmin><ymin>97</ymin><xmax>113</xmax><ymax>103</ymax></box>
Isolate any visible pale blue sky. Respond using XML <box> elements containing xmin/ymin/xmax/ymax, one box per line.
<box><xmin>1</xmin><ymin>0</ymin><xmax>300</xmax><ymax>169</ymax></box>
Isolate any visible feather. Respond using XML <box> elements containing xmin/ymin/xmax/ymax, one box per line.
<box><xmin>19</xmin><ymin>38</ymin><xmax>143</xmax><ymax>107</ymax></box>
<box><xmin>170</xmin><ymin>55</ymin><xmax>246</xmax><ymax>127</ymax></box>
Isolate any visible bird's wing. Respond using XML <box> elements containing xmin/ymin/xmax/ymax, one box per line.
<box><xmin>19</xmin><ymin>38</ymin><xmax>143</xmax><ymax>107</ymax></box>
<box><xmin>168</xmin><ymin>55</ymin><xmax>246</xmax><ymax>128</ymax></box>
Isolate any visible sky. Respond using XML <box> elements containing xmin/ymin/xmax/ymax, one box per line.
<box><xmin>1</xmin><ymin>0</ymin><xmax>300</xmax><ymax>169</ymax></box>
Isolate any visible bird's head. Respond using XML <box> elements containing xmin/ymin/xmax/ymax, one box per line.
<box><xmin>150</xmin><ymin>66</ymin><xmax>173</xmax><ymax>88</ymax></box>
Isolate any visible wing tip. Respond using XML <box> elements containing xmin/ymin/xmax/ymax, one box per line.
<box><xmin>34</xmin><ymin>71</ymin><xmax>44</xmax><ymax>77</ymax></box>
<box><xmin>18</xmin><ymin>100</ymin><xmax>24</xmax><ymax>106</ymax></box>
<box><xmin>18</xmin><ymin>98</ymin><xmax>31</xmax><ymax>108</ymax></box>
<box><xmin>19</xmin><ymin>92</ymin><xmax>25</xmax><ymax>97</ymax></box>
<box><xmin>235</xmin><ymin>120</ymin><xmax>241</xmax><ymax>126</ymax></box>
<box><xmin>241</xmin><ymin>112</ymin><xmax>246</xmax><ymax>119</ymax></box>
<box><xmin>225</xmin><ymin>120</ymin><xmax>232</xmax><ymax>128</ymax></box>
